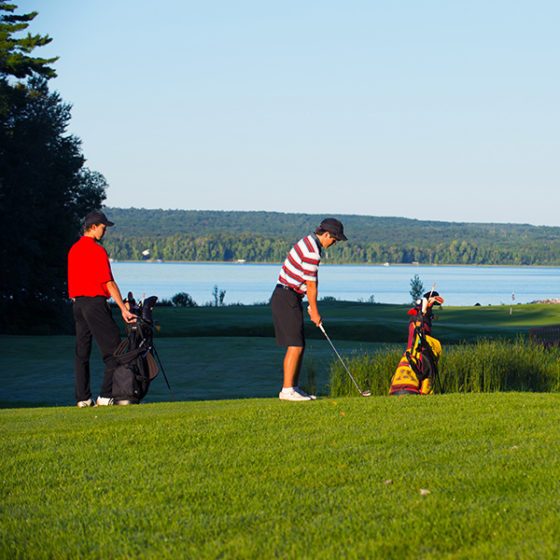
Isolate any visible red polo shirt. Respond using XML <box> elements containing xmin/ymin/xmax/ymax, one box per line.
<box><xmin>68</xmin><ymin>236</ymin><xmax>114</xmax><ymax>298</ymax></box>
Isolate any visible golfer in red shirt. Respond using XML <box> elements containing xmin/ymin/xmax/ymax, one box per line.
<box><xmin>68</xmin><ymin>210</ymin><xmax>136</xmax><ymax>407</ymax></box>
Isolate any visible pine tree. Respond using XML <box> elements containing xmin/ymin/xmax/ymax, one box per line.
<box><xmin>0</xmin><ymin>2</ymin><xmax>107</xmax><ymax>332</ymax></box>
<box><xmin>0</xmin><ymin>0</ymin><xmax>57</xmax><ymax>81</ymax></box>
<box><xmin>409</xmin><ymin>274</ymin><xmax>424</xmax><ymax>304</ymax></box>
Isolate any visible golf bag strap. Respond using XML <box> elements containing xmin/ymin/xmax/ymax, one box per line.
<box><xmin>405</xmin><ymin>350</ymin><xmax>425</xmax><ymax>381</ymax></box>
<box><xmin>145</xmin><ymin>352</ymin><xmax>159</xmax><ymax>380</ymax></box>
<box><xmin>114</xmin><ymin>339</ymin><xmax>128</xmax><ymax>356</ymax></box>
<box><xmin>114</xmin><ymin>347</ymin><xmax>146</xmax><ymax>365</ymax></box>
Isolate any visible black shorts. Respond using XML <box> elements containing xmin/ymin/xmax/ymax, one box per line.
<box><xmin>270</xmin><ymin>285</ymin><xmax>305</xmax><ymax>347</ymax></box>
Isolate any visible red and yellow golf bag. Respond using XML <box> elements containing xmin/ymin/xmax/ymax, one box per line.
<box><xmin>389</xmin><ymin>291</ymin><xmax>443</xmax><ymax>396</ymax></box>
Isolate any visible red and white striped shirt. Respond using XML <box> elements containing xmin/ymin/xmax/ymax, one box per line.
<box><xmin>277</xmin><ymin>234</ymin><xmax>322</xmax><ymax>294</ymax></box>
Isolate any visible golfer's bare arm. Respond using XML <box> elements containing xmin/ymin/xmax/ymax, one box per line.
<box><xmin>306</xmin><ymin>280</ymin><xmax>321</xmax><ymax>326</ymax></box>
<box><xmin>106</xmin><ymin>281</ymin><xmax>136</xmax><ymax>323</ymax></box>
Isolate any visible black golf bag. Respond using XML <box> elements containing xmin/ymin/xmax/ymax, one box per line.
<box><xmin>112</xmin><ymin>296</ymin><xmax>159</xmax><ymax>404</ymax></box>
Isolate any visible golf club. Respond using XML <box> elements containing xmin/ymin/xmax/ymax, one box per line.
<box><xmin>318</xmin><ymin>323</ymin><xmax>371</xmax><ymax>397</ymax></box>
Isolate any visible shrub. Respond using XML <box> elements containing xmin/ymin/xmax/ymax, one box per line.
<box><xmin>171</xmin><ymin>292</ymin><xmax>198</xmax><ymax>307</ymax></box>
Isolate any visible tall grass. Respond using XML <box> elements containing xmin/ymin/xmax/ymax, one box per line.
<box><xmin>440</xmin><ymin>337</ymin><xmax>560</xmax><ymax>393</ymax></box>
<box><xmin>329</xmin><ymin>337</ymin><xmax>560</xmax><ymax>397</ymax></box>
<box><xmin>328</xmin><ymin>345</ymin><xmax>402</xmax><ymax>397</ymax></box>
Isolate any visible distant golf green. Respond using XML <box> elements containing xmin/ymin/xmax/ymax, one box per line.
<box><xmin>146</xmin><ymin>301</ymin><xmax>560</xmax><ymax>343</ymax></box>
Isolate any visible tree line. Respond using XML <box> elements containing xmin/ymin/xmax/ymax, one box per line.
<box><xmin>102</xmin><ymin>209</ymin><xmax>560</xmax><ymax>265</ymax></box>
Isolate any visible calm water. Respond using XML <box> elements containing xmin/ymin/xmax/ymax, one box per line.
<box><xmin>111</xmin><ymin>262</ymin><xmax>560</xmax><ymax>307</ymax></box>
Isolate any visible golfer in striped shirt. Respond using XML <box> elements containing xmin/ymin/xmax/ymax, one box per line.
<box><xmin>271</xmin><ymin>218</ymin><xmax>347</xmax><ymax>401</ymax></box>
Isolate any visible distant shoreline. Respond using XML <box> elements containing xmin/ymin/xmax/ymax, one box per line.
<box><xmin>109</xmin><ymin>260</ymin><xmax>560</xmax><ymax>269</ymax></box>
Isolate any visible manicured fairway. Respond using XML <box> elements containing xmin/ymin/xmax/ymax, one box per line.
<box><xmin>0</xmin><ymin>335</ymin><xmax>386</xmax><ymax>406</ymax></box>
<box><xmin>148</xmin><ymin>301</ymin><xmax>560</xmax><ymax>343</ymax></box>
<box><xmin>1</xmin><ymin>393</ymin><xmax>560</xmax><ymax>559</ymax></box>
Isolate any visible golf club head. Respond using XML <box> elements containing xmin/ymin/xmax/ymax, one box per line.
<box><xmin>361</xmin><ymin>390</ymin><xmax>372</xmax><ymax>397</ymax></box>
<box><xmin>141</xmin><ymin>296</ymin><xmax>158</xmax><ymax>323</ymax></box>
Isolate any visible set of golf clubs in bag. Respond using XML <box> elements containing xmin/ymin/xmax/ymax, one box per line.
<box><xmin>112</xmin><ymin>295</ymin><xmax>174</xmax><ymax>405</ymax></box>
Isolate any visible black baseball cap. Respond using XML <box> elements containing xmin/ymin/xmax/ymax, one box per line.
<box><xmin>84</xmin><ymin>210</ymin><xmax>114</xmax><ymax>228</ymax></box>
<box><xmin>319</xmin><ymin>218</ymin><xmax>347</xmax><ymax>241</ymax></box>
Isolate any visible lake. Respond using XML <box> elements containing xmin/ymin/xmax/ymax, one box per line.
<box><xmin>111</xmin><ymin>262</ymin><xmax>560</xmax><ymax>307</ymax></box>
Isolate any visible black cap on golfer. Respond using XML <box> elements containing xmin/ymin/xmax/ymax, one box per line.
<box><xmin>319</xmin><ymin>218</ymin><xmax>347</xmax><ymax>241</ymax></box>
<box><xmin>84</xmin><ymin>210</ymin><xmax>114</xmax><ymax>228</ymax></box>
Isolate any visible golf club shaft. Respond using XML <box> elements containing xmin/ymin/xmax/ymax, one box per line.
<box><xmin>319</xmin><ymin>323</ymin><xmax>366</xmax><ymax>395</ymax></box>
<box><xmin>152</xmin><ymin>345</ymin><xmax>175</xmax><ymax>401</ymax></box>
<box><xmin>428</xmin><ymin>282</ymin><xmax>436</xmax><ymax>299</ymax></box>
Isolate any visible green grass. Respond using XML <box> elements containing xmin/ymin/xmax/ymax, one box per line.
<box><xmin>2</xmin><ymin>393</ymin><xmax>560</xmax><ymax>559</ymax></box>
<box><xmin>2</xmin><ymin>302</ymin><xmax>559</xmax><ymax>406</ymax></box>
<box><xmin>146</xmin><ymin>301</ymin><xmax>560</xmax><ymax>343</ymax></box>
<box><xmin>3</xmin><ymin>305</ymin><xmax>560</xmax><ymax>558</ymax></box>
<box><xmin>440</xmin><ymin>338</ymin><xmax>560</xmax><ymax>393</ymax></box>
<box><xmin>328</xmin><ymin>338</ymin><xmax>560</xmax><ymax>397</ymax></box>
<box><xmin>328</xmin><ymin>345</ymin><xmax>402</xmax><ymax>397</ymax></box>
<box><xmin>0</xmin><ymin>335</ymin><xmax>387</xmax><ymax>407</ymax></box>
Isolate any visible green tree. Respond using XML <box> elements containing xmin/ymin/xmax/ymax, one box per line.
<box><xmin>171</xmin><ymin>292</ymin><xmax>197</xmax><ymax>308</ymax></box>
<box><xmin>0</xmin><ymin>2</ymin><xmax>107</xmax><ymax>332</ymax></box>
<box><xmin>409</xmin><ymin>274</ymin><xmax>424</xmax><ymax>304</ymax></box>
<box><xmin>0</xmin><ymin>0</ymin><xmax>57</xmax><ymax>81</ymax></box>
<box><xmin>98</xmin><ymin>209</ymin><xmax>560</xmax><ymax>266</ymax></box>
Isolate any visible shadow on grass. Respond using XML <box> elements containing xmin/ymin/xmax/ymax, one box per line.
<box><xmin>0</xmin><ymin>335</ymin><xmax>387</xmax><ymax>408</ymax></box>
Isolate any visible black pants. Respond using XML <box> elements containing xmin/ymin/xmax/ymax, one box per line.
<box><xmin>73</xmin><ymin>296</ymin><xmax>121</xmax><ymax>401</ymax></box>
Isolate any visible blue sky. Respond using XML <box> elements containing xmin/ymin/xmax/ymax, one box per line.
<box><xmin>16</xmin><ymin>0</ymin><xmax>560</xmax><ymax>225</ymax></box>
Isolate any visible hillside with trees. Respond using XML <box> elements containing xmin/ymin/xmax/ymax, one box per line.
<box><xmin>101</xmin><ymin>208</ymin><xmax>560</xmax><ymax>265</ymax></box>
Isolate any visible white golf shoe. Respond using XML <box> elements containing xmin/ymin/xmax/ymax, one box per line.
<box><xmin>96</xmin><ymin>396</ymin><xmax>114</xmax><ymax>406</ymax></box>
<box><xmin>77</xmin><ymin>398</ymin><xmax>96</xmax><ymax>408</ymax></box>
<box><xmin>279</xmin><ymin>388</ymin><xmax>317</xmax><ymax>401</ymax></box>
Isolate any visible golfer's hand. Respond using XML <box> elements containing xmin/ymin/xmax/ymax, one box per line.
<box><xmin>122</xmin><ymin>309</ymin><xmax>137</xmax><ymax>324</ymax></box>
<box><xmin>307</xmin><ymin>306</ymin><xmax>322</xmax><ymax>327</ymax></box>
